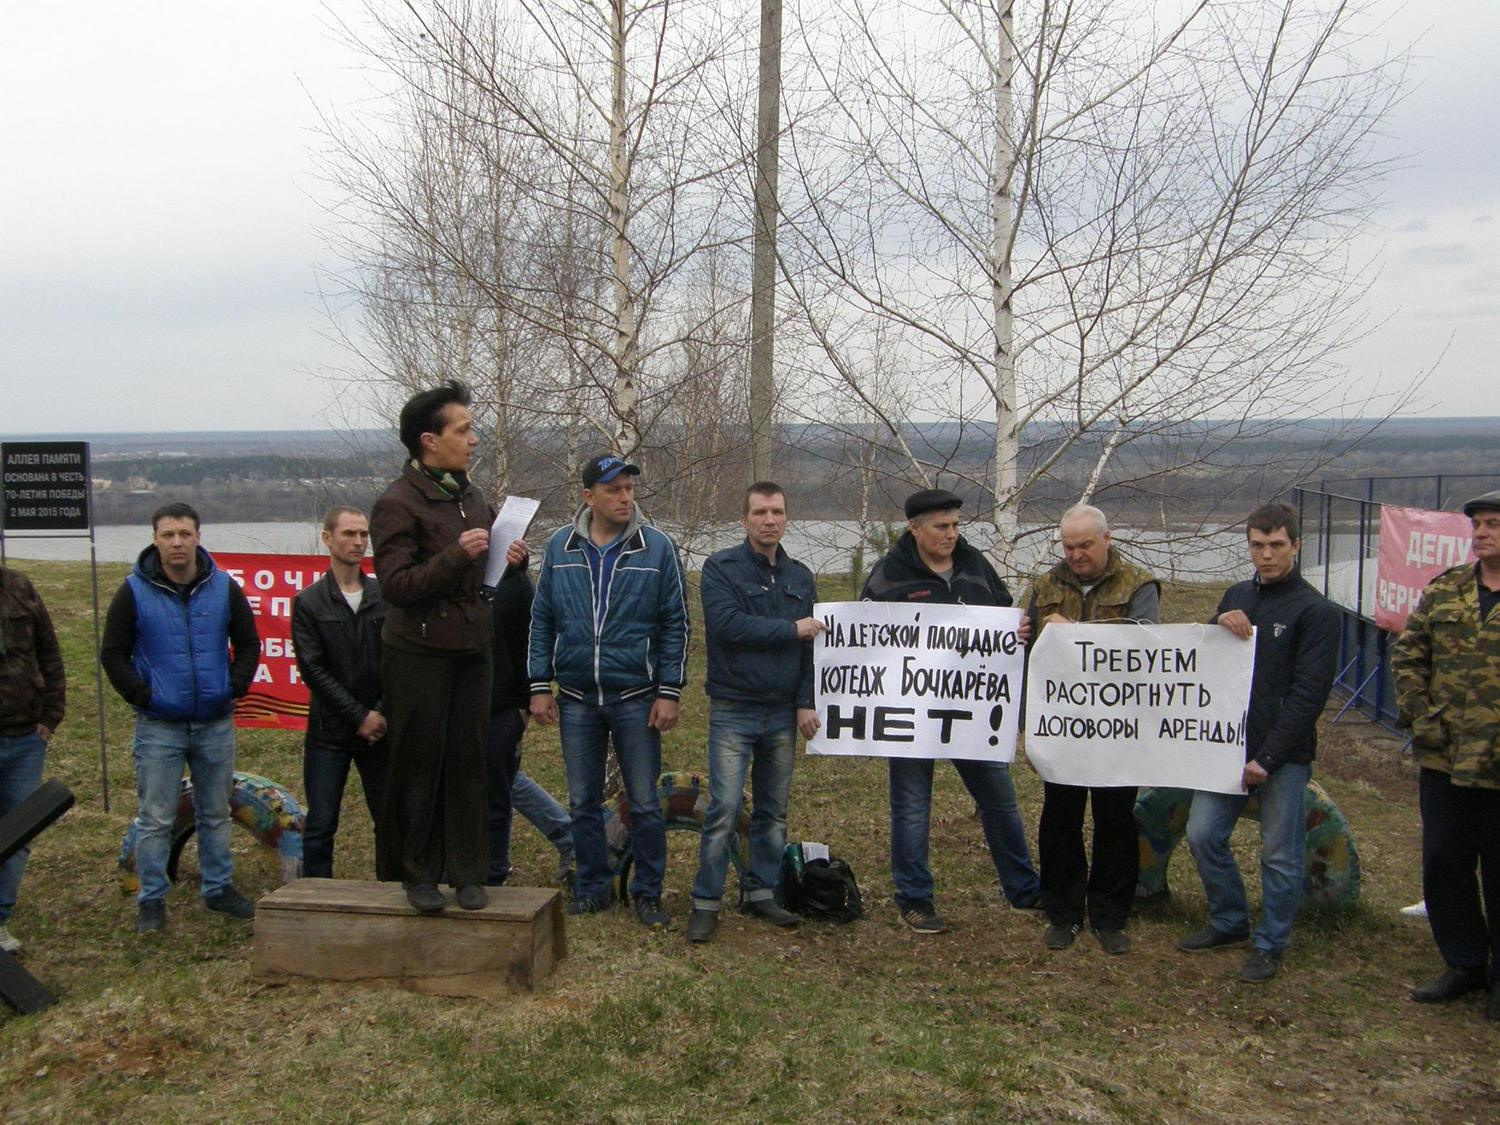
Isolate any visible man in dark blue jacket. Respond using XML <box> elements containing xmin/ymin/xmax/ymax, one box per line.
<box><xmin>529</xmin><ymin>453</ymin><xmax>690</xmax><ymax>928</ymax></box>
<box><xmin>101</xmin><ymin>503</ymin><xmax>261</xmax><ymax>935</ymax></box>
<box><xmin>1177</xmin><ymin>502</ymin><xmax>1339</xmax><ymax>983</ymax></box>
<box><xmin>686</xmin><ymin>482</ymin><xmax>824</xmax><ymax>943</ymax></box>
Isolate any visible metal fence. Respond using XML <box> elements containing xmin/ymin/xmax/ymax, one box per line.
<box><xmin>1293</xmin><ymin>473</ymin><xmax>1500</xmax><ymax>727</ymax></box>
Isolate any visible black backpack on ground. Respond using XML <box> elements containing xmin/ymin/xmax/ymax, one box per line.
<box><xmin>781</xmin><ymin>854</ymin><xmax>863</xmax><ymax>924</ymax></box>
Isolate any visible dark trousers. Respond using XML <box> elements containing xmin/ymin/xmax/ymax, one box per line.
<box><xmin>485</xmin><ymin>708</ymin><xmax>525</xmax><ymax>884</ymax></box>
<box><xmin>378</xmin><ymin>645</ymin><xmax>492</xmax><ymax>888</ymax></box>
<box><xmin>302</xmin><ymin>739</ymin><xmax>391</xmax><ymax>878</ymax></box>
<box><xmin>1038</xmin><ymin>781</ymin><xmax>1139</xmax><ymax>930</ymax></box>
<box><xmin>1420</xmin><ymin>767</ymin><xmax>1500</xmax><ymax>975</ymax></box>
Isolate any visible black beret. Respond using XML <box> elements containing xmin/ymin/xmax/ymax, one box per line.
<box><xmin>1462</xmin><ymin>489</ymin><xmax>1500</xmax><ymax>517</ymax></box>
<box><xmin>904</xmin><ymin>488</ymin><xmax>964</xmax><ymax>520</ymax></box>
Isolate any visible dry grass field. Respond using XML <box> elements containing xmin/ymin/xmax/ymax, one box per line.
<box><xmin>0</xmin><ymin>564</ymin><xmax>1493</xmax><ymax>1122</ymax></box>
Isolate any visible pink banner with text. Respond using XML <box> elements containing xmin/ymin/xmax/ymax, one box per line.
<box><xmin>1375</xmin><ymin>506</ymin><xmax>1474</xmax><ymax>633</ymax></box>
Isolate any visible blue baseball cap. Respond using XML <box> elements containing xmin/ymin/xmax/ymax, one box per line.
<box><xmin>582</xmin><ymin>453</ymin><xmax>642</xmax><ymax>488</ymax></box>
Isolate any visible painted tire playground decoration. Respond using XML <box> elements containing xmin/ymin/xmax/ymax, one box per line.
<box><xmin>118</xmin><ymin>772</ymin><xmax>305</xmax><ymax>892</ymax></box>
<box><xmin>1133</xmin><ymin>780</ymin><xmax>1361</xmax><ymax>909</ymax></box>
<box><xmin>611</xmin><ymin>770</ymin><xmax>750</xmax><ymax>901</ymax></box>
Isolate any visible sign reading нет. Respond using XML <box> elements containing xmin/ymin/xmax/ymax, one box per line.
<box><xmin>808</xmin><ymin>601</ymin><xmax>1026</xmax><ymax>761</ymax></box>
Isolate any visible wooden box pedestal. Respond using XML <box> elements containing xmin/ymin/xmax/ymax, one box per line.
<box><xmin>253</xmin><ymin>879</ymin><xmax>566</xmax><ymax>997</ymax></box>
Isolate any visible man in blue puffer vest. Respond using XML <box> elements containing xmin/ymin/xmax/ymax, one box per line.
<box><xmin>529</xmin><ymin>454</ymin><xmax>690</xmax><ymax>928</ymax></box>
<box><xmin>102</xmin><ymin>503</ymin><xmax>261</xmax><ymax>935</ymax></box>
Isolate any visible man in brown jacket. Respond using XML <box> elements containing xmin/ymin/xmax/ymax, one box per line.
<box><xmin>0</xmin><ymin>564</ymin><xmax>66</xmax><ymax>953</ymax></box>
<box><xmin>1026</xmin><ymin>504</ymin><xmax>1159</xmax><ymax>955</ymax></box>
<box><xmin>370</xmin><ymin>381</ymin><xmax>523</xmax><ymax>914</ymax></box>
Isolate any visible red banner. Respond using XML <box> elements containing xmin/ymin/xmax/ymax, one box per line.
<box><xmin>216</xmin><ymin>552</ymin><xmax>371</xmax><ymax>731</ymax></box>
<box><xmin>1375</xmin><ymin>506</ymin><xmax>1475</xmax><ymax>633</ymax></box>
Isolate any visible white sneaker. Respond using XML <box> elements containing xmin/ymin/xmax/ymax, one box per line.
<box><xmin>0</xmin><ymin>924</ymin><xmax>21</xmax><ymax>954</ymax></box>
<box><xmin>1399</xmin><ymin>900</ymin><xmax>1428</xmax><ymax>919</ymax></box>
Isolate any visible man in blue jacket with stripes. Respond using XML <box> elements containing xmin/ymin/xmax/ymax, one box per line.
<box><xmin>686</xmin><ymin>482</ymin><xmax>824</xmax><ymax>943</ymax></box>
<box><xmin>528</xmin><ymin>454</ymin><xmax>690</xmax><ymax>928</ymax></box>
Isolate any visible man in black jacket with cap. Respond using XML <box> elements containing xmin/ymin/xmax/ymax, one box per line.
<box><xmin>862</xmin><ymin>488</ymin><xmax>1041</xmax><ymax>933</ymax></box>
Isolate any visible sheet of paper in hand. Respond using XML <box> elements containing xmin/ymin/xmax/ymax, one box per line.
<box><xmin>1024</xmin><ymin>622</ymin><xmax>1254</xmax><ymax>795</ymax></box>
<box><xmin>807</xmin><ymin>601</ymin><xmax>1025</xmax><ymax>761</ymax></box>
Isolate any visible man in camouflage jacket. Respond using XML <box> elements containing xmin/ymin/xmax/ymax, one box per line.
<box><xmin>0</xmin><ymin>564</ymin><xmax>66</xmax><ymax>953</ymax></box>
<box><xmin>1394</xmin><ymin>488</ymin><xmax>1500</xmax><ymax>1022</ymax></box>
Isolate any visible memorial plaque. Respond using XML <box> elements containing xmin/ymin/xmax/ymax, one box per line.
<box><xmin>1</xmin><ymin>441</ymin><xmax>91</xmax><ymax>531</ymax></box>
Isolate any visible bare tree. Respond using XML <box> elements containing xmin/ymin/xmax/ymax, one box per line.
<box><xmin>318</xmin><ymin>0</ymin><xmax>760</xmax><ymax>501</ymax></box>
<box><xmin>777</xmin><ymin>0</ymin><xmax>1412</xmax><ymax>572</ymax></box>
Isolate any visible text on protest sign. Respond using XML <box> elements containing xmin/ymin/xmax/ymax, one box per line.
<box><xmin>1024</xmin><ymin>622</ymin><xmax>1253</xmax><ymax>795</ymax></box>
<box><xmin>217</xmin><ymin>552</ymin><xmax>371</xmax><ymax>731</ymax></box>
<box><xmin>808</xmin><ymin>602</ymin><xmax>1025</xmax><ymax>761</ymax></box>
<box><xmin>1375</xmin><ymin>505</ymin><xmax>1474</xmax><ymax>633</ymax></box>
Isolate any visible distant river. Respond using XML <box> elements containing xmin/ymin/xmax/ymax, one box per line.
<box><xmin>3</xmin><ymin>518</ymin><xmax>1262</xmax><ymax>582</ymax></box>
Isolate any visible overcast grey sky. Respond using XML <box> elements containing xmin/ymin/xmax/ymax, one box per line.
<box><xmin>1</xmin><ymin>1</ymin><xmax>1494</xmax><ymax>433</ymax></box>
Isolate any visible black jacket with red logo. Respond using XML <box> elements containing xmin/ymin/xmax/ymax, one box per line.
<box><xmin>861</xmin><ymin>532</ymin><xmax>1014</xmax><ymax>608</ymax></box>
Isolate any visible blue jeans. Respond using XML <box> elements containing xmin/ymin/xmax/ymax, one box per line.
<box><xmin>133</xmin><ymin>715</ymin><xmax>236</xmax><ymax>903</ymax></box>
<box><xmin>1185</xmin><ymin>762</ymin><xmax>1310</xmax><ymax>954</ymax></box>
<box><xmin>302</xmin><ymin>740</ymin><xmax>390</xmax><ymax>879</ymax></box>
<box><xmin>692</xmin><ymin>702</ymin><xmax>796</xmax><ymax>911</ymax></box>
<box><xmin>559</xmin><ymin>695</ymin><xmax>664</xmax><ymax>901</ymax></box>
<box><xmin>888</xmin><ymin>757</ymin><xmax>1039</xmax><ymax>907</ymax></box>
<box><xmin>0</xmin><ymin>730</ymin><xmax>47</xmax><ymax>923</ymax></box>
<box><xmin>512</xmin><ymin>770</ymin><xmax>573</xmax><ymax>856</ymax></box>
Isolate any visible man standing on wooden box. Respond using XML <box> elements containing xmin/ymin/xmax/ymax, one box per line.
<box><xmin>686</xmin><ymin>481</ymin><xmax>823</xmax><ymax>943</ymax></box>
<box><xmin>1176</xmin><ymin>502</ymin><xmax>1339</xmax><ymax>983</ymax></box>
<box><xmin>1394</xmin><ymin>488</ymin><xmax>1500</xmax><ymax>1023</ymax></box>
<box><xmin>370</xmin><ymin>380</ymin><xmax>525</xmax><ymax>915</ymax></box>
<box><xmin>1026</xmin><ymin>503</ymin><xmax>1160</xmax><ymax>956</ymax></box>
<box><xmin>528</xmin><ymin>453</ymin><xmax>690</xmax><ymax>929</ymax></box>
<box><xmin>292</xmin><ymin>506</ymin><xmax>389</xmax><ymax>879</ymax></box>
<box><xmin>862</xmin><ymin>488</ymin><xmax>1041</xmax><ymax>934</ymax></box>
<box><xmin>101</xmin><ymin>502</ymin><xmax>261</xmax><ymax>934</ymax></box>
<box><xmin>0</xmin><ymin>563</ymin><xmax>66</xmax><ymax>953</ymax></box>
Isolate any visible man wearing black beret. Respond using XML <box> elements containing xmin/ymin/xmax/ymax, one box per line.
<box><xmin>861</xmin><ymin>489</ymin><xmax>1041</xmax><ymax>933</ymax></box>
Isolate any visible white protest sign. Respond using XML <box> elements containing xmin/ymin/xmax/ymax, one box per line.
<box><xmin>808</xmin><ymin>601</ymin><xmax>1025</xmax><ymax>761</ymax></box>
<box><xmin>1024</xmin><ymin>622</ymin><xmax>1254</xmax><ymax>794</ymax></box>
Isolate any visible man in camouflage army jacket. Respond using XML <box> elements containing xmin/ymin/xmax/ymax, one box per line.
<box><xmin>1394</xmin><ymin>488</ymin><xmax>1500</xmax><ymax>1022</ymax></box>
<box><xmin>0</xmin><ymin>564</ymin><xmax>66</xmax><ymax>954</ymax></box>
<box><xmin>1026</xmin><ymin>504</ymin><xmax>1160</xmax><ymax>956</ymax></box>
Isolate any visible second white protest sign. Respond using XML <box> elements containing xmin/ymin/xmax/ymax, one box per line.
<box><xmin>1024</xmin><ymin>622</ymin><xmax>1254</xmax><ymax>794</ymax></box>
<box><xmin>808</xmin><ymin>601</ymin><xmax>1025</xmax><ymax>761</ymax></box>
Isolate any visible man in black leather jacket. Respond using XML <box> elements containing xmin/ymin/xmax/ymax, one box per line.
<box><xmin>292</xmin><ymin>506</ymin><xmax>389</xmax><ymax>878</ymax></box>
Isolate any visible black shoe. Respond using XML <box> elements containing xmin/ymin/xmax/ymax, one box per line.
<box><xmin>1095</xmin><ymin>928</ymin><xmax>1131</xmax><ymax>955</ymax></box>
<box><xmin>1009</xmin><ymin>897</ymin><xmax>1046</xmax><ymax>917</ymax></box>
<box><xmin>566</xmin><ymin>893</ymin><xmax>615</xmax><ymax>916</ymax></box>
<box><xmin>205</xmin><ymin>886</ymin><xmax>255</xmax><ymax>920</ymax></box>
<box><xmin>898</xmin><ymin>900</ymin><xmax>947</xmax><ymax>934</ymax></box>
<box><xmin>1044</xmin><ymin>922</ymin><xmax>1080</xmax><ymax>950</ymax></box>
<box><xmin>456</xmin><ymin>884</ymin><xmax>487</xmax><ymax>911</ymax></box>
<box><xmin>1176</xmin><ymin>925</ymin><xmax>1250</xmax><ymax>952</ymax></box>
<box><xmin>1239</xmin><ymin>948</ymin><xmax>1283</xmax><ymax>983</ymax></box>
<box><xmin>741</xmin><ymin>899</ymin><xmax>801</xmax><ymax>928</ymax></box>
<box><xmin>404</xmin><ymin>882</ymin><xmax>446</xmax><ymax>914</ymax></box>
<box><xmin>136</xmin><ymin>899</ymin><xmax>167</xmax><ymax>934</ymax></box>
<box><xmin>634</xmin><ymin>896</ymin><xmax>671</xmax><ymax>930</ymax></box>
<box><xmin>1411</xmin><ymin>966</ymin><xmax>1488</xmax><ymax>1004</ymax></box>
<box><xmin>686</xmin><ymin>908</ymin><xmax>719</xmax><ymax>943</ymax></box>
